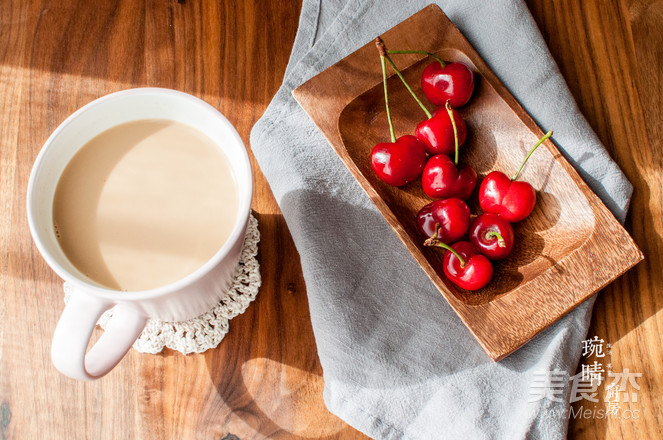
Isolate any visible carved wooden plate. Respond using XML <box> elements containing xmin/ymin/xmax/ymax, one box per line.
<box><xmin>292</xmin><ymin>4</ymin><xmax>642</xmax><ymax>361</ymax></box>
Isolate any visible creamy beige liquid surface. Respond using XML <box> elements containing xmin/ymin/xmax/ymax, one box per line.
<box><xmin>53</xmin><ymin>119</ymin><xmax>239</xmax><ymax>291</ymax></box>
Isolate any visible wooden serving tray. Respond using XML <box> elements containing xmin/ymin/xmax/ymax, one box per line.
<box><xmin>292</xmin><ymin>5</ymin><xmax>643</xmax><ymax>361</ymax></box>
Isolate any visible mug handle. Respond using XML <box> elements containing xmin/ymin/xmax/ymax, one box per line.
<box><xmin>51</xmin><ymin>289</ymin><xmax>147</xmax><ymax>380</ymax></box>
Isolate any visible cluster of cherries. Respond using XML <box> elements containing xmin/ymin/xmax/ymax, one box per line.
<box><xmin>370</xmin><ymin>37</ymin><xmax>552</xmax><ymax>291</ymax></box>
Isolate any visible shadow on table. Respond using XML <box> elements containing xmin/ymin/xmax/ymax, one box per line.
<box><xmin>202</xmin><ymin>211</ymin><xmax>354</xmax><ymax>439</ymax></box>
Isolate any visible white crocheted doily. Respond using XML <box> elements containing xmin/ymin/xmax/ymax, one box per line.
<box><xmin>64</xmin><ymin>214</ymin><xmax>261</xmax><ymax>355</ymax></box>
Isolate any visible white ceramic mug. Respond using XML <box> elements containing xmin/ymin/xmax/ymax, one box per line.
<box><xmin>27</xmin><ymin>88</ymin><xmax>253</xmax><ymax>381</ymax></box>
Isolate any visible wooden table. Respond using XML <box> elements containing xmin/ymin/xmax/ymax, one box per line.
<box><xmin>0</xmin><ymin>1</ymin><xmax>660</xmax><ymax>438</ymax></box>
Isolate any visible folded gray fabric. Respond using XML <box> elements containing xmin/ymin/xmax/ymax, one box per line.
<box><xmin>250</xmin><ymin>1</ymin><xmax>632</xmax><ymax>439</ymax></box>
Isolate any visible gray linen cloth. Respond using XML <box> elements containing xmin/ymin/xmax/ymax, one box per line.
<box><xmin>250</xmin><ymin>1</ymin><xmax>632</xmax><ymax>438</ymax></box>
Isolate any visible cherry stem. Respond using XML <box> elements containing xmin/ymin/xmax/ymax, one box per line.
<box><xmin>485</xmin><ymin>230</ymin><xmax>506</xmax><ymax>248</ymax></box>
<box><xmin>387</xmin><ymin>49</ymin><xmax>446</xmax><ymax>67</ymax></box>
<box><xmin>423</xmin><ymin>224</ymin><xmax>467</xmax><ymax>267</ymax></box>
<box><xmin>512</xmin><ymin>130</ymin><xmax>553</xmax><ymax>181</ymax></box>
<box><xmin>375</xmin><ymin>39</ymin><xmax>396</xmax><ymax>142</ymax></box>
<box><xmin>445</xmin><ymin>100</ymin><xmax>459</xmax><ymax>165</ymax></box>
<box><xmin>376</xmin><ymin>37</ymin><xmax>432</xmax><ymax>119</ymax></box>
<box><xmin>380</xmin><ymin>54</ymin><xmax>396</xmax><ymax>142</ymax></box>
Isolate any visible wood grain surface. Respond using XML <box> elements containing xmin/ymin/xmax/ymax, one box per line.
<box><xmin>526</xmin><ymin>1</ymin><xmax>663</xmax><ymax>438</ymax></box>
<box><xmin>293</xmin><ymin>5</ymin><xmax>642</xmax><ymax>362</ymax></box>
<box><xmin>0</xmin><ymin>1</ymin><xmax>660</xmax><ymax>439</ymax></box>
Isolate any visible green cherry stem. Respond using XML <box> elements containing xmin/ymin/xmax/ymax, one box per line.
<box><xmin>386</xmin><ymin>49</ymin><xmax>446</xmax><ymax>67</ymax></box>
<box><xmin>512</xmin><ymin>130</ymin><xmax>553</xmax><ymax>181</ymax></box>
<box><xmin>384</xmin><ymin>56</ymin><xmax>432</xmax><ymax>119</ymax></box>
<box><xmin>423</xmin><ymin>223</ymin><xmax>467</xmax><ymax>267</ymax></box>
<box><xmin>376</xmin><ymin>38</ymin><xmax>396</xmax><ymax>143</ymax></box>
<box><xmin>485</xmin><ymin>230</ymin><xmax>506</xmax><ymax>248</ymax></box>
<box><xmin>445</xmin><ymin>100</ymin><xmax>459</xmax><ymax>165</ymax></box>
<box><xmin>376</xmin><ymin>37</ymin><xmax>432</xmax><ymax>119</ymax></box>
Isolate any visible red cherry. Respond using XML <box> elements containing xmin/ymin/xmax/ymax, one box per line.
<box><xmin>421</xmin><ymin>61</ymin><xmax>475</xmax><ymax>108</ymax></box>
<box><xmin>371</xmin><ymin>135</ymin><xmax>427</xmax><ymax>187</ymax></box>
<box><xmin>416</xmin><ymin>198</ymin><xmax>470</xmax><ymax>242</ymax></box>
<box><xmin>478</xmin><ymin>171</ymin><xmax>536</xmax><ymax>222</ymax></box>
<box><xmin>371</xmin><ymin>40</ymin><xmax>427</xmax><ymax>187</ymax></box>
<box><xmin>469</xmin><ymin>213</ymin><xmax>514</xmax><ymax>260</ymax></box>
<box><xmin>478</xmin><ymin>131</ymin><xmax>552</xmax><ymax>222</ymax></box>
<box><xmin>424</xmin><ymin>226</ymin><xmax>493</xmax><ymax>291</ymax></box>
<box><xmin>442</xmin><ymin>241</ymin><xmax>493</xmax><ymax>290</ymax></box>
<box><xmin>421</xmin><ymin>154</ymin><xmax>477</xmax><ymax>200</ymax></box>
<box><xmin>415</xmin><ymin>106</ymin><xmax>467</xmax><ymax>156</ymax></box>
